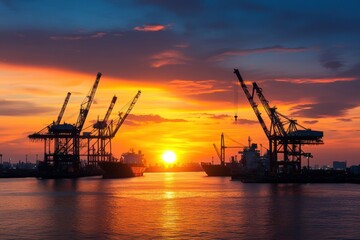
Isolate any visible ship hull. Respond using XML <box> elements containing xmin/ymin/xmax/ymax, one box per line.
<box><xmin>36</xmin><ymin>164</ymin><xmax>102</xmax><ymax>179</ymax></box>
<box><xmin>201</xmin><ymin>163</ymin><xmax>231</xmax><ymax>176</ymax></box>
<box><xmin>98</xmin><ymin>162</ymin><xmax>146</xmax><ymax>178</ymax></box>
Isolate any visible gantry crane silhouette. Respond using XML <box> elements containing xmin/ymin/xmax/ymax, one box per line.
<box><xmin>233</xmin><ymin>69</ymin><xmax>323</xmax><ymax>174</ymax></box>
<box><xmin>28</xmin><ymin>72</ymin><xmax>141</xmax><ymax>177</ymax></box>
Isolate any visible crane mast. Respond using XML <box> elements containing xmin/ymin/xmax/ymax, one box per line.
<box><xmin>85</xmin><ymin>91</ymin><xmax>142</xmax><ymax>164</ymax></box>
<box><xmin>234</xmin><ymin>69</ymin><xmax>271</xmax><ymax>138</ymax></box>
<box><xmin>212</xmin><ymin>133</ymin><xmax>225</xmax><ymax>165</ymax></box>
<box><xmin>220</xmin><ymin>132</ymin><xmax>225</xmax><ymax>165</ymax></box>
<box><xmin>213</xmin><ymin>144</ymin><xmax>222</xmax><ymax>162</ymax></box>
<box><xmin>252</xmin><ymin>83</ymin><xmax>287</xmax><ymax>137</ymax></box>
<box><xmin>88</xmin><ymin>95</ymin><xmax>118</xmax><ymax>163</ymax></box>
<box><xmin>55</xmin><ymin>92</ymin><xmax>71</xmax><ymax>125</ymax></box>
<box><xmin>110</xmin><ymin>90</ymin><xmax>141</xmax><ymax>138</ymax></box>
<box><xmin>103</xmin><ymin>96</ymin><xmax>117</xmax><ymax>125</ymax></box>
<box><xmin>93</xmin><ymin>95</ymin><xmax>117</xmax><ymax>130</ymax></box>
<box><xmin>76</xmin><ymin>72</ymin><xmax>101</xmax><ymax>132</ymax></box>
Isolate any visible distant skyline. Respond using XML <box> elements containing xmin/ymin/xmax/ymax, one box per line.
<box><xmin>0</xmin><ymin>0</ymin><xmax>359</xmax><ymax>165</ymax></box>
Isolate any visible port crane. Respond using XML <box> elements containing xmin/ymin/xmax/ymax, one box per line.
<box><xmin>213</xmin><ymin>133</ymin><xmax>225</xmax><ymax>165</ymax></box>
<box><xmin>28</xmin><ymin>72</ymin><xmax>142</xmax><ymax>177</ymax></box>
<box><xmin>76</xmin><ymin>72</ymin><xmax>101</xmax><ymax>133</ymax></box>
<box><xmin>108</xmin><ymin>90</ymin><xmax>141</xmax><ymax>138</ymax></box>
<box><xmin>55</xmin><ymin>92</ymin><xmax>71</xmax><ymax>125</ymax></box>
<box><xmin>88</xmin><ymin>95</ymin><xmax>118</xmax><ymax>163</ymax></box>
<box><xmin>29</xmin><ymin>72</ymin><xmax>101</xmax><ymax>175</ymax></box>
<box><xmin>233</xmin><ymin>69</ymin><xmax>323</xmax><ymax>174</ymax></box>
<box><xmin>86</xmin><ymin>90</ymin><xmax>141</xmax><ymax>163</ymax></box>
<box><xmin>212</xmin><ymin>144</ymin><xmax>222</xmax><ymax>163</ymax></box>
<box><xmin>213</xmin><ymin>133</ymin><xmax>244</xmax><ymax>165</ymax></box>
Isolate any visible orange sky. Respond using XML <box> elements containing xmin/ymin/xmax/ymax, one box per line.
<box><xmin>1</xmin><ymin>1</ymin><xmax>359</xmax><ymax>167</ymax></box>
<box><xmin>0</xmin><ymin>63</ymin><xmax>359</xmax><ymax>167</ymax></box>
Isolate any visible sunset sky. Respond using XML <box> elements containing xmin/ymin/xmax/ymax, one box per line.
<box><xmin>0</xmin><ymin>0</ymin><xmax>359</xmax><ymax>166</ymax></box>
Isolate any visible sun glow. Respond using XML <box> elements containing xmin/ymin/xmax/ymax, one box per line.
<box><xmin>162</xmin><ymin>150</ymin><xmax>177</xmax><ymax>164</ymax></box>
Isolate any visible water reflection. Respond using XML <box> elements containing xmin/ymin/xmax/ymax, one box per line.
<box><xmin>267</xmin><ymin>184</ymin><xmax>306</xmax><ymax>240</ymax></box>
<box><xmin>1</xmin><ymin>173</ymin><xmax>360</xmax><ymax>239</ymax></box>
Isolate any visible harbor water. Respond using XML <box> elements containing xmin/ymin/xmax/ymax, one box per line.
<box><xmin>0</xmin><ymin>172</ymin><xmax>359</xmax><ymax>239</ymax></box>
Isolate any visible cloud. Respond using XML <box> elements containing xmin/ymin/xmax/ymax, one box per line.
<box><xmin>0</xmin><ymin>30</ymin><xmax>181</xmax><ymax>80</ymax></box>
<box><xmin>303</xmin><ymin>120</ymin><xmax>319</xmax><ymax>125</ymax></box>
<box><xmin>133</xmin><ymin>24</ymin><xmax>169</xmax><ymax>32</ymax></box>
<box><xmin>174</xmin><ymin>43</ymin><xmax>189</xmax><ymax>48</ymax></box>
<box><xmin>236</xmin><ymin>118</ymin><xmax>259</xmax><ymax>125</ymax></box>
<box><xmin>196</xmin><ymin>113</ymin><xmax>258</xmax><ymax>125</ymax></box>
<box><xmin>0</xmin><ymin>99</ymin><xmax>55</xmax><ymax>116</ymax></box>
<box><xmin>213</xmin><ymin>45</ymin><xmax>308</xmax><ymax>61</ymax></box>
<box><xmin>290</xmin><ymin>102</ymin><xmax>358</xmax><ymax>118</ymax></box>
<box><xmin>209</xmin><ymin>114</ymin><xmax>230</xmax><ymax>119</ymax></box>
<box><xmin>151</xmin><ymin>50</ymin><xmax>189</xmax><ymax>67</ymax></box>
<box><xmin>274</xmin><ymin>77</ymin><xmax>356</xmax><ymax>84</ymax></box>
<box><xmin>125</xmin><ymin>114</ymin><xmax>187</xmax><ymax>126</ymax></box>
<box><xmin>50</xmin><ymin>32</ymin><xmax>108</xmax><ymax>41</ymax></box>
<box><xmin>197</xmin><ymin>113</ymin><xmax>231</xmax><ymax>119</ymax></box>
<box><xmin>253</xmin><ymin>77</ymin><xmax>360</xmax><ymax>118</ymax></box>
<box><xmin>169</xmin><ymin>79</ymin><xmax>227</xmax><ymax>95</ymax></box>
<box><xmin>337</xmin><ymin>118</ymin><xmax>352</xmax><ymax>122</ymax></box>
<box><xmin>319</xmin><ymin>48</ymin><xmax>344</xmax><ymax>71</ymax></box>
<box><xmin>0</xmin><ymin>29</ymin><xmax>229</xmax><ymax>84</ymax></box>
<box><xmin>19</xmin><ymin>87</ymin><xmax>54</xmax><ymax>95</ymax></box>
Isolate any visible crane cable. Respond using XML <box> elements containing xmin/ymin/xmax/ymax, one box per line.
<box><xmin>233</xmin><ymin>80</ymin><xmax>239</xmax><ymax>123</ymax></box>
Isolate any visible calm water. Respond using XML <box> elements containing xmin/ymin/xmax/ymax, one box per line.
<box><xmin>0</xmin><ymin>172</ymin><xmax>359</xmax><ymax>240</ymax></box>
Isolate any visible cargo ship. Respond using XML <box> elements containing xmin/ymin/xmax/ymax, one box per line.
<box><xmin>36</xmin><ymin>163</ymin><xmax>102</xmax><ymax>179</ymax></box>
<box><xmin>202</xmin><ymin>139</ymin><xmax>268</xmax><ymax>177</ymax></box>
<box><xmin>230</xmin><ymin>144</ymin><xmax>360</xmax><ymax>183</ymax></box>
<box><xmin>201</xmin><ymin>162</ymin><xmax>231</xmax><ymax>176</ymax></box>
<box><xmin>98</xmin><ymin>149</ymin><xmax>146</xmax><ymax>178</ymax></box>
<box><xmin>201</xmin><ymin>133</ymin><xmax>241</xmax><ymax>176</ymax></box>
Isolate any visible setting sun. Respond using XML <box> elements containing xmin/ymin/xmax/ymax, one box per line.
<box><xmin>162</xmin><ymin>150</ymin><xmax>177</xmax><ymax>164</ymax></box>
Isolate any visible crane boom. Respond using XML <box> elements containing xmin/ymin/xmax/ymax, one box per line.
<box><xmin>213</xmin><ymin>144</ymin><xmax>221</xmax><ymax>160</ymax></box>
<box><xmin>233</xmin><ymin>68</ymin><xmax>324</xmax><ymax>174</ymax></box>
<box><xmin>76</xmin><ymin>72</ymin><xmax>101</xmax><ymax>132</ymax></box>
<box><xmin>104</xmin><ymin>96</ymin><xmax>117</xmax><ymax>123</ymax></box>
<box><xmin>93</xmin><ymin>95</ymin><xmax>117</xmax><ymax>130</ymax></box>
<box><xmin>56</xmin><ymin>92</ymin><xmax>71</xmax><ymax>125</ymax></box>
<box><xmin>252</xmin><ymin>83</ymin><xmax>287</xmax><ymax>137</ymax></box>
<box><xmin>110</xmin><ymin>90</ymin><xmax>141</xmax><ymax>138</ymax></box>
<box><xmin>234</xmin><ymin>69</ymin><xmax>271</xmax><ymax>138</ymax></box>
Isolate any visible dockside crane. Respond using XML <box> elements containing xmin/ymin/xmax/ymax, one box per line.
<box><xmin>233</xmin><ymin>69</ymin><xmax>323</xmax><ymax>174</ymax></box>
<box><xmin>87</xmin><ymin>90</ymin><xmax>141</xmax><ymax>163</ymax></box>
<box><xmin>214</xmin><ymin>133</ymin><xmax>244</xmax><ymax>165</ymax></box>
<box><xmin>93</xmin><ymin>95</ymin><xmax>117</xmax><ymax>131</ymax></box>
<box><xmin>27</xmin><ymin>72</ymin><xmax>142</xmax><ymax>177</ymax></box>
<box><xmin>88</xmin><ymin>95</ymin><xmax>118</xmax><ymax>163</ymax></box>
<box><xmin>212</xmin><ymin>133</ymin><xmax>226</xmax><ymax>165</ymax></box>
<box><xmin>109</xmin><ymin>90</ymin><xmax>141</xmax><ymax>138</ymax></box>
<box><xmin>28</xmin><ymin>72</ymin><xmax>102</xmax><ymax>175</ymax></box>
<box><xmin>55</xmin><ymin>92</ymin><xmax>71</xmax><ymax>125</ymax></box>
<box><xmin>213</xmin><ymin>144</ymin><xmax>222</xmax><ymax>162</ymax></box>
<box><xmin>76</xmin><ymin>72</ymin><xmax>101</xmax><ymax>133</ymax></box>
<box><xmin>234</xmin><ymin>70</ymin><xmax>271</xmax><ymax>138</ymax></box>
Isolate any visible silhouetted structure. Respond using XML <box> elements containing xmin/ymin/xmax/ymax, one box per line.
<box><xmin>28</xmin><ymin>72</ymin><xmax>141</xmax><ymax>178</ymax></box>
<box><xmin>234</xmin><ymin>69</ymin><xmax>323</xmax><ymax>174</ymax></box>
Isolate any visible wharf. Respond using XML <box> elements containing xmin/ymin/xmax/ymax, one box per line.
<box><xmin>232</xmin><ymin>170</ymin><xmax>360</xmax><ymax>183</ymax></box>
